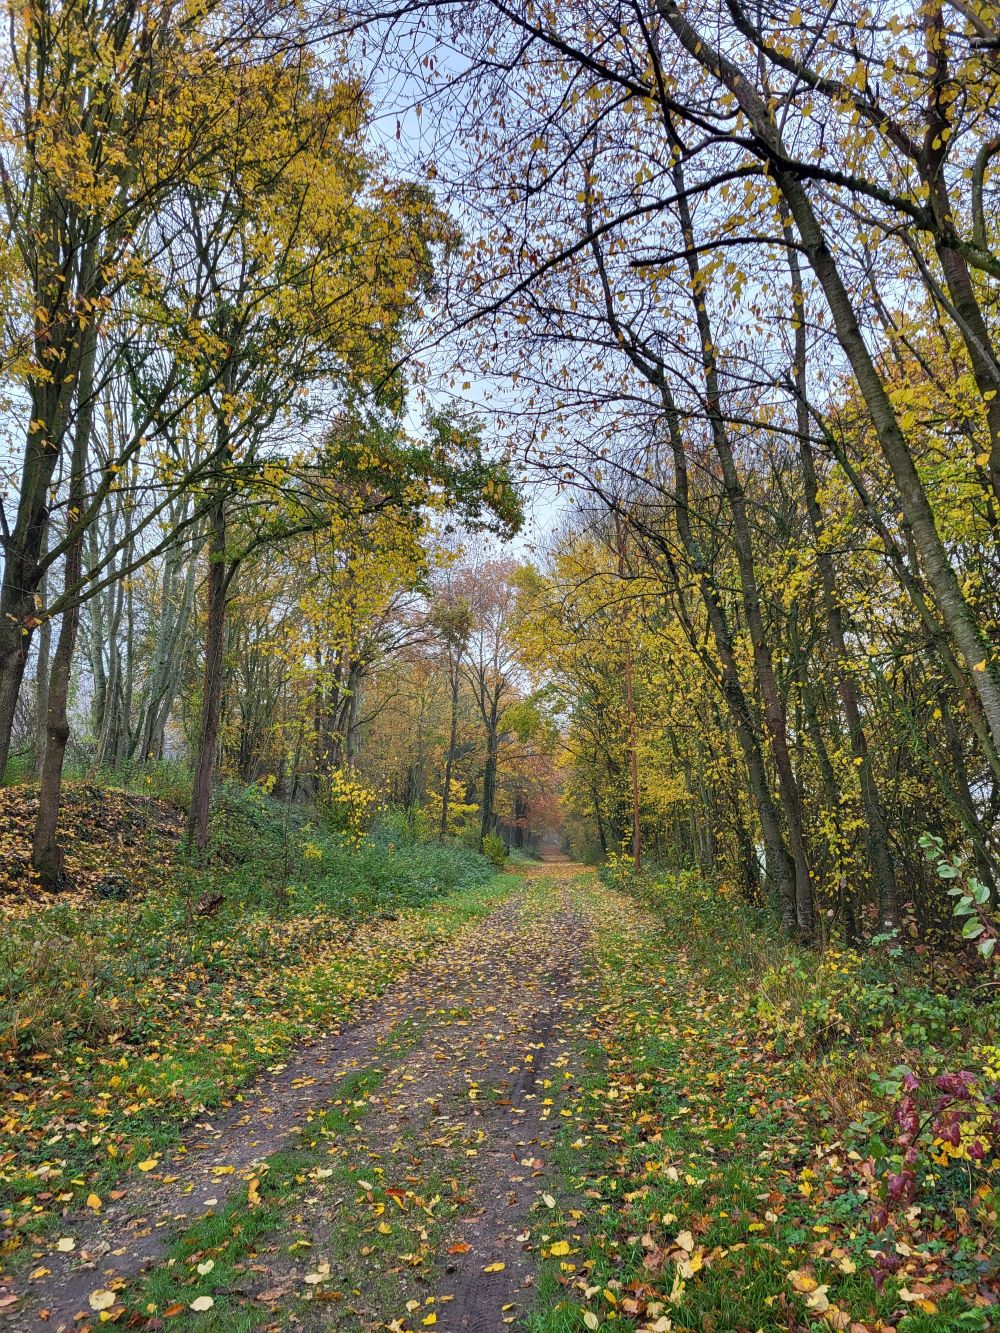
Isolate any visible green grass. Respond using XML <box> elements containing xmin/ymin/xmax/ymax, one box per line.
<box><xmin>524</xmin><ymin>876</ymin><xmax>996</xmax><ymax>1333</ymax></box>
<box><xmin>0</xmin><ymin>780</ymin><xmax>508</xmax><ymax>1250</ymax></box>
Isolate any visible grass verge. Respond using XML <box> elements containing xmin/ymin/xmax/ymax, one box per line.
<box><xmin>526</xmin><ymin>877</ymin><xmax>997</xmax><ymax>1333</ymax></box>
<box><xmin>1</xmin><ymin>780</ymin><xmax>507</xmax><ymax>1257</ymax></box>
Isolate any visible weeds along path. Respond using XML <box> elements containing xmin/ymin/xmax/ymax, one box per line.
<box><xmin>3</xmin><ymin>868</ymin><xmax>594</xmax><ymax>1331</ymax></box>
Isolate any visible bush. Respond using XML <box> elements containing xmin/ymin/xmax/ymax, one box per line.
<box><xmin>320</xmin><ymin>769</ymin><xmax>380</xmax><ymax>847</ymax></box>
<box><xmin>482</xmin><ymin>833</ymin><xmax>508</xmax><ymax>868</ymax></box>
<box><xmin>423</xmin><ymin>782</ymin><xmax>480</xmax><ymax>841</ymax></box>
<box><xmin>301</xmin><ymin>838</ymin><xmax>495</xmax><ymax>919</ymax></box>
<box><xmin>115</xmin><ymin>758</ymin><xmax>192</xmax><ymax>808</ymax></box>
<box><xmin>866</xmin><ymin>1055</ymin><xmax>999</xmax><ymax>1244</ymax></box>
<box><xmin>371</xmin><ymin>804</ymin><xmax>437</xmax><ymax>847</ymax></box>
<box><xmin>598</xmin><ymin>851</ymin><xmax>638</xmax><ymax>891</ymax></box>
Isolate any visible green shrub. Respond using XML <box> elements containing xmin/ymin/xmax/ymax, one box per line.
<box><xmin>626</xmin><ymin>871</ymin><xmax>998</xmax><ymax>1070</ymax></box>
<box><xmin>507</xmin><ymin>847</ymin><xmax>541</xmax><ymax>865</ymax></box>
<box><xmin>482</xmin><ymin>833</ymin><xmax>508</xmax><ymax>868</ymax></box>
<box><xmin>370</xmin><ymin>804</ymin><xmax>439</xmax><ymax>848</ymax></box>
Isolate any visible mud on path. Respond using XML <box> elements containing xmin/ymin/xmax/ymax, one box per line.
<box><xmin>3</xmin><ymin>870</ymin><xmax>593</xmax><ymax>1332</ymax></box>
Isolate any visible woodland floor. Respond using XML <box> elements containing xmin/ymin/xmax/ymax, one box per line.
<box><xmin>1</xmin><ymin>838</ymin><xmax>995</xmax><ymax>1333</ymax></box>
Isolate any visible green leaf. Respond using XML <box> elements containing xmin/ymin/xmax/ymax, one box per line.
<box><xmin>961</xmin><ymin>918</ymin><xmax>985</xmax><ymax>939</ymax></box>
<box><xmin>979</xmin><ymin>937</ymin><xmax>996</xmax><ymax>958</ymax></box>
<box><xmin>970</xmin><ymin>879</ymin><xmax>991</xmax><ymax>906</ymax></box>
<box><xmin>937</xmin><ymin>863</ymin><xmax>959</xmax><ymax>879</ymax></box>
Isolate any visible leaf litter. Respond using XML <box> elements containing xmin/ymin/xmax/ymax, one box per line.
<box><xmin>1</xmin><ymin>867</ymin><xmax>591</xmax><ymax>1331</ymax></box>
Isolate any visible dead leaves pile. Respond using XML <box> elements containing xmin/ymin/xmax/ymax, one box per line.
<box><xmin>0</xmin><ymin>783</ymin><xmax>183</xmax><ymax>911</ymax></box>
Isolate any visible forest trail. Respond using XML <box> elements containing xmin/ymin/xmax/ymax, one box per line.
<box><xmin>5</xmin><ymin>868</ymin><xmax>593</xmax><ymax>1332</ymax></box>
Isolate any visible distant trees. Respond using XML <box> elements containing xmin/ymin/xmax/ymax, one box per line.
<box><xmin>455</xmin><ymin>557</ymin><xmax>526</xmax><ymax>849</ymax></box>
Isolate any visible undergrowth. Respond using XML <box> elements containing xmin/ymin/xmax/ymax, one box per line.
<box><xmin>529</xmin><ymin>873</ymin><xmax>998</xmax><ymax>1333</ymax></box>
<box><xmin>0</xmin><ymin>778</ymin><xmax>503</xmax><ymax>1250</ymax></box>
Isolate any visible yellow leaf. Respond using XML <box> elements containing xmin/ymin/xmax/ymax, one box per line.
<box><xmin>550</xmin><ymin>1241</ymin><xmax>571</xmax><ymax>1256</ymax></box>
<box><xmin>137</xmin><ymin>1158</ymin><xmax>159</xmax><ymax>1172</ymax></box>
<box><xmin>422</xmin><ymin>1315</ymin><xmax>437</xmax><ymax>1326</ymax></box>
<box><xmin>483</xmin><ymin>1262</ymin><xmax>506</xmax><ymax>1273</ymax></box>
<box><xmin>89</xmin><ymin>1290</ymin><xmax>117</xmax><ymax>1312</ymax></box>
<box><xmin>804</xmin><ymin>1286</ymin><xmax>830</xmax><ymax>1313</ymax></box>
<box><xmin>55</xmin><ymin>1237</ymin><xmax>75</xmax><ymax>1252</ymax></box>
<box><xmin>190</xmin><ymin>1296</ymin><xmax>214</xmax><ymax>1312</ymax></box>
<box><xmin>788</xmin><ymin>1270</ymin><xmax>818</xmax><ymax>1293</ymax></box>
<box><xmin>584</xmin><ymin>1314</ymin><xmax>600</xmax><ymax>1330</ymax></box>
<box><xmin>86</xmin><ymin>1193</ymin><xmax>102</xmax><ymax>1212</ymax></box>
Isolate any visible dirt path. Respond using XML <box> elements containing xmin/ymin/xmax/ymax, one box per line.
<box><xmin>3</xmin><ymin>867</ymin><xmax>592</xmax><ymax>1332</ymax></box>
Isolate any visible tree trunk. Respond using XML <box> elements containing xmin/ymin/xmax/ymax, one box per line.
<box><xmin>784</xmin><ymin>177</ymin><xmax>1000</xmax><ymax>755</ymax></box>
<box><xmin>33</xmin><ymin>560</ymin><xmax>51</xmax><ymax>778</ymax></box>
<box><xmin>187</xmin><ymin>499</ymin><xmax>227</xmax><ymax>853</ymax></box>
<box><xmin>135</xmin><ymin>532</ymin><xmax>198</xmax><ymax>763</ymax></box>
<box><xmin>440</xmin><ymin>659</ymin><xmax>460</xmax><ymax>841</ymax></box>
<box><xmin>31</xmin><ymin>309</ymin><xmax>99</xmax><ymax>883</ymax></box>
<box><xmin>32</xmin><ymin>536</ymin><xmax>83</xmax><ymax>885</ymax></box>
<box><xmin>586</xmin><ymin>214</ymin><xmax>797</xmax><ymax>923</ymax></box>
<box><xmin>615</xmin><ymin>516</ymin><xmax>642</xmax><ymax>869</ymax></box>
<box><xmin>660</xmin><ymin>0</ymin><xmax>1000</xmax><ymax>806</ymax></box>
<box><xmin>479</xmin><ymin>713</ymin><xmax>499</xmax><ymax>850</ymax></box>
<box><xmin>675</xmin><ymin>169</ymin><xmax>813</xmax><ymax>937</ymax></box>
<box><xmin>786</xmin><ymin>229</ymin><xmax>900</xmax><ymax>928</ymax></box>
<box><xmin>664</xmin><ymin>390</ymin><xmax>797</xmax><ymax>927</ymax></box>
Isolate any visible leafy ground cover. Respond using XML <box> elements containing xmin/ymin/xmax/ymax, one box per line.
<box><xmin>2</xmin><ymin>868</ymin><xmax>586</xmax><ymax>1328</ymax></box>
<box><xmin>528</xmin><ymin>875</ymin><xmax>998</xmax><ymax>1333</ymax></box>
<box><xmin>3</xmin><ymin>845</ymin><xmax>997</xmax><ymax>1331</ymax></box>
<box><xmin>0</xmin><ymin>782</ymin><xmax>503</xmax><ymax>1262</ymax></box>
